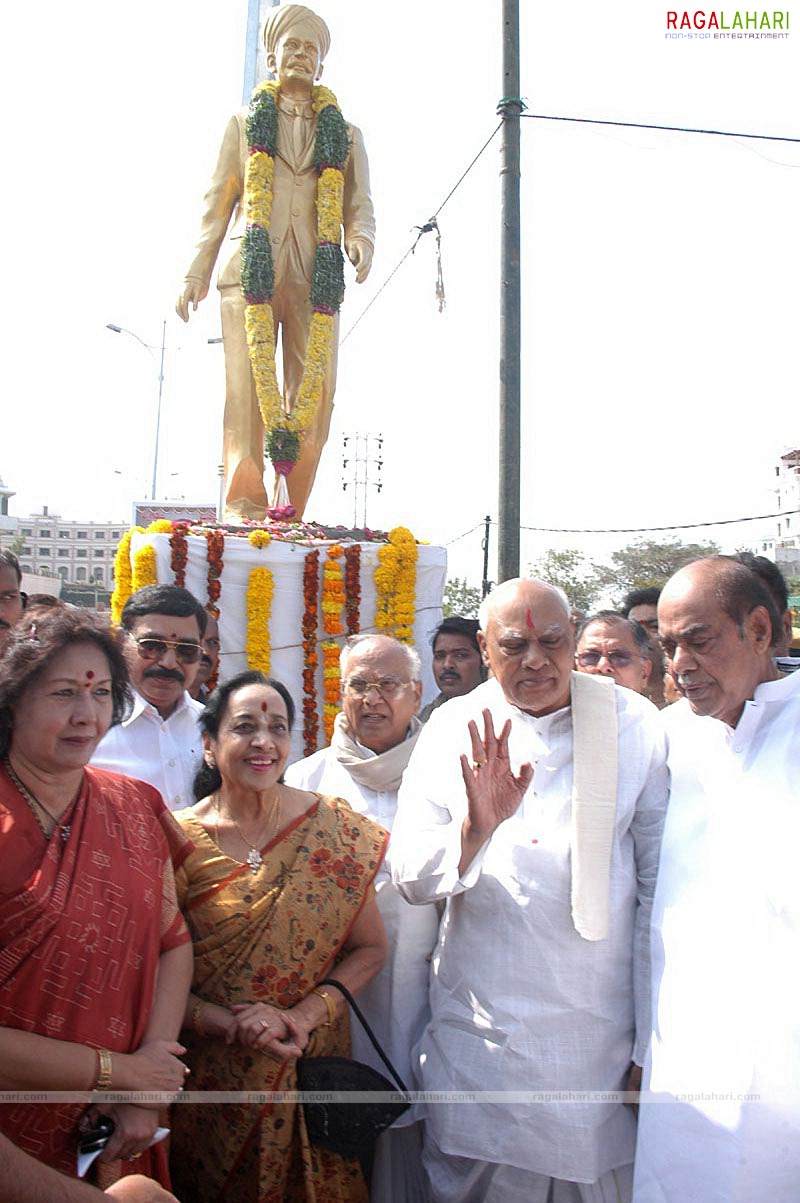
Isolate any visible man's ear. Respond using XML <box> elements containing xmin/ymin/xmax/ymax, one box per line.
<box><xmin>266</xmin><ymin>50</ymin><xmax>277</xmax><ymax>75</ymax></box>
<box><xmin>316</xmin><ymin>61</ymin><xmax>324</xmax><ymax>82</ymax></box>
<box><xmin>477</xmin><ymin>630</ymin><xmax>491</xmax><ymax>670</ymax></box>
<box><xmin>747</xmin><ymin>605</ymin><xmax>774</xmax><ymax>653</ymax></box>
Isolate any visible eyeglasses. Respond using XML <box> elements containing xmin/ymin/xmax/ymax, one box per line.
<box><xmin>576</xmin><ymin>650</ymin><xmax>635</xmax><ymax>669</ymax></box>
<box><xmin>343</xmin><ymin>676</ymin><xmax>411</xmax><ymax>699</ymax></box>
<box><xmin>132</xmin><ymin>636</ymin><xmax>203</xmax><ymax>664</ymax></box>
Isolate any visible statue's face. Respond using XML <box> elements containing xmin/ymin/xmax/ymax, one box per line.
<box><xmin>269</xmin><ymin>24</ymin><xmax>324</xmax><ymax>86</ymax></box>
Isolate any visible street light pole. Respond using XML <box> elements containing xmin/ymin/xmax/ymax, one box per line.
<box><xmin>106</xmin><ymin>321</ymin><xmax>167</xmax><ymax>501</ymax></box>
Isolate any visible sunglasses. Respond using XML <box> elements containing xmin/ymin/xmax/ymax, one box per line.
<box><xmin>133</xmin><ymin>636</ymin><xmax>203</xmax><ymax>665</ymax></box>
<box><xmin>576</xmin><ymin>650</ymin><xmax>635</xmax><ymax>669</ymax></box>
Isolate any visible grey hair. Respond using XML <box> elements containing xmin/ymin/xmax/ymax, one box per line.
<box><xmin>478</xmin><ymin>578</ymin><xmax>571</xmax><ymax>631</ymax></box>
<box><xmin>340</xmin><ymin>633</ymin><xmax>422</xmax><ymax>682</ymax></box>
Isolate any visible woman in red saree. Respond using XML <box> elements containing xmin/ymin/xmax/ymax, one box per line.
<box><xmin>170</xmin><ymin>671</ymin><xmax>388</xmax><ymax>1202</ymax></box>
<box><xmin>0</xmin><ymin>609</ymin><xmax>193</xmax><ymax>1190</ymax></box>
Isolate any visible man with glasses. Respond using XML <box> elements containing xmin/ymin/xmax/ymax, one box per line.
<box><xmin>285</xmin><ymin>633</ymin><xmax>439</xmax><ymax>1196</ymax></box>
<box><xmin>575</xmin><ymin>611</ymin><xmax>653</xmax><ymax>696</ymax></box>
<box><xmin>92</xmin><ymin>585</ymin><xmax>206</xmax><ymax>810</ymax></box>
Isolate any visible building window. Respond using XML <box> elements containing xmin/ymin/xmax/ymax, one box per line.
<box><xmin>95</xmin><ymin>530</ymin><xmax>105</xmax><ymax>540</ymax></box>
<box><xmin>112</xmin><ymin>530</ymin><xmax>121</xmax><ymax>539</ymax></box>
<box><xmin>22</xmin><ymin>547</ymin><xmax>31</xmax><ymax>555</ymax></box>
<box><xmin>38</xmin><ymin>529</ymin><xmax>51</xmax><ymax>538</ymax></box>
<box><xmin>58</xmin><ymin>548</ymin><xmax>69</xmax><ymax>557</ymax></box>
<box><xmin>94</xmin><ymin>549</ymin><xmax>105</xmax><ymax>558</ymax></box>
<box><xmin>93</xmin><ymin>568</ymin><xmax>104</xmax><ymax>584</ymax></box>
<box><xmin>76</xmin><ymin>567</ymin><xmax>87</xmax><ymax>581</ymax></box>
<box><xmin>38</xmin><ymin>548</ymin><xmax>51</xmax><ymax>557</ymax></box>
<box><xmin>21</xmin><ymin>564</ymin><xmax>32</xmax><ymax>572</ymax></box>
<box><xmin>58</xmin><ymin>567</ymin><xmax>68</xmax><ymax>579</ymax></box>
<box><xmin>76</xmin><ymin>549</ymin><xmax>87</xmax><ymax>558</ymax></box>
<box><xmin>59</xmin><ymin>530</ymin><xmax>69</xmax><ymax>538</ymax></box>
<box><xmin>21</xmin><ymin>528</ymin><xmax>32</xmax><ymax>537</ymax></box>
<box><xmin>77</xmin><ymin>531</ymin><xmax>88</xmax><ymax>539</ymax></box>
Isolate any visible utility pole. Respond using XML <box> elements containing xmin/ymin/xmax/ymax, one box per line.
<box><xmin>497</xmin><ymin>0</ymin><xmax>522</xmax><ymax>583</ymax></box>
<box><xmin>341</xmin><ymin>433</ymin><xmax>384</xmax><ymax>530</ymax></box>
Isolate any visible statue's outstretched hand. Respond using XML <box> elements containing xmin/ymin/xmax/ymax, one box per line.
<box><xmin>176</xmin><ymin>279</ymin><xmax>208</xmax><ymax>322</ymax></box>
<box><xmin>460</xmin><ymin>709</ymin><xmax>533</xmax><ymax>842</ymax></box>
<box><xmin>346</xmin><ymin>237</ymin><xmax>373</xmax><ymax>283</ymax></box>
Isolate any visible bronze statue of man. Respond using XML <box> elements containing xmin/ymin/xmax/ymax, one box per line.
<box><xmin>177</xmin><ymin>5</ymin><xmax>375</xmax><ymax>521</ymax></box>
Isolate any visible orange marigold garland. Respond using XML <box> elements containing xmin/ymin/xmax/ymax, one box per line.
<box><xmin>344</xmin><ymin>544</ymin><xmax>361</xmax><ymax>635</ymax></box>
<box><xmin>302</xmin><ymin>549</ymin><xmax>320</xmax><ymax>755</ymax></box>
<box><xmin>205</xmin><ymin>531</ymin><xmax>225</xmax><ymax>618</ymax></box>
<box><xmin>169</xmin><ymin>523</ymin><xmax>189</xmax><ymax>587</ymax></box>
<box><xmin>321</xmin><ymin>544</ymin><xmax>346</xmax><ymax>744</ymax></box>
<box><xmin>374</xmin><ymin>527</ymin><xmax>418</xmax><ymax>643</ymax></box>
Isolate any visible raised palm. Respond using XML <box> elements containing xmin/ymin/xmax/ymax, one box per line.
<box><xmin>459</xmin><ymin>709</ymin><xmax>534</xmax><ymax>840</ymax></box>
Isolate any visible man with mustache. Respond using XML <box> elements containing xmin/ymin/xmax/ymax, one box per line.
<box><xmin>420</xmin><ymin>616</ymin><xmax>485</xmax><ymax>722</ymax></box>
<box><xmin>0</xmin><ymin>551</ymin><xmax>25</xmax><ymax>653</ymax></box>
<box><xmin>392</xmin><ymin>577</ymin><xmax>669</xmax><ymax>1202</ymax></box>
<box><xmin>634</xmin><ymin>557</ymin><xmax>800</xmax><ymax>1202</ymax></box>
<box><xmin>92</xmin><ymin>585</ymin><xmax>206</xmax><ymax>810</ymax></box>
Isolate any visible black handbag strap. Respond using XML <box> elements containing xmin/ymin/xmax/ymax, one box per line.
<box><xmin>317</xmin><ymin>978</ymin><xmax>409</xmax><ymax>1094</ymax></box>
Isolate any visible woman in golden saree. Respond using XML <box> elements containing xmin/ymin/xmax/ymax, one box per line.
<box><xmin>171</xmin><ymin>671</ymin><xmax>388</xmax><ymax>1202</ymax></box>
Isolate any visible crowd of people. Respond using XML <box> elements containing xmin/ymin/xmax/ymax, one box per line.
<box><xmin>0</xmin><ymin>543</ymin><xmax>798</xmax><ymax>1202</ymax></box>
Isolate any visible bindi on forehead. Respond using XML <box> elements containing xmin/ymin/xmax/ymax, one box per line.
<box><xmin>261</xmin><ymin>701</ymin><xmax>268</xmax><ymax>712</ymax></box>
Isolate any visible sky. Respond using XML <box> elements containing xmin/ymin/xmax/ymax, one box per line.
<box><xmin>2</xmin><ymin>0</ymin><xmax>799</xmax><ymax>589</ymax></box>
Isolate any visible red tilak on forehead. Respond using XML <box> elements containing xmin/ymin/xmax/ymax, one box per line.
<box><xmin>85</xmin><ymin>671</ymin><xmax>94</xmax><ymax>679</ymax></box>
<box><xmin>526</xmin><ymin>608</ymin><xmax>536</xmax><ymax>632</ymax></box>
<box><xmin>261</xmin><ymin>701</ymin><xmax>268</xmax><ymax>712</ymax></box>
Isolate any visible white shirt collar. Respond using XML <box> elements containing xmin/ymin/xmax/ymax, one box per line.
<box><xmin>124</xmin><ymin>688</ymin><xmax>201</xmax><ymax>726</ymax></box>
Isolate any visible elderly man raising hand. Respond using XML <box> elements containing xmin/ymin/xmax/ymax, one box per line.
<box><xmin>285</xmin><ymin>633</ymin><xmax>440</xmax><ymax>1199</ymax></box>
<box><xmin>392</xmin><ymin>578</ymin><xmax>669</xmax><ymax>1203</ymax></box>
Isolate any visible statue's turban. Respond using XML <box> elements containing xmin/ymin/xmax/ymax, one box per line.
<box><xmin>263</xmin><ymin>5</ymin><xmax>332</xmax><ymax>60</ymax></box>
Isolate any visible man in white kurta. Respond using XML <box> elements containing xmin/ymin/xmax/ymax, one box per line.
<box><xmin>391</xmin><ymin>579</ymin><xmax>669</xmax><ymax>1203</ymax></box>
<box><xmin>285</xmin><ymin>633</ymin><xmax>439</xmax><ymax>1201</ymax></box>
<box><xmin>634</xmin><ymin>556</ymin><xmax>800</xmax><ymax>1202</ymax></box>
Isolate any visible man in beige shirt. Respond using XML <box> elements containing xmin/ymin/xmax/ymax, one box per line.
<box><xmin>177</xmin><ymin>5</ymin><xmax>375</xmax><ymax>520</ymax></box>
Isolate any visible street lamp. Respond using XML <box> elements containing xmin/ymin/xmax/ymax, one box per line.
<box><xmin>106</xmin><ymin>321</ymin><xmax>167</xmax><ymax>500</ymax></box>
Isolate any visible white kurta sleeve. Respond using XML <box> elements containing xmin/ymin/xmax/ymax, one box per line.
<box><xmin>390</xmin><ymin>701</ymin><xmax>492</xmax><ymax>903</ymax></box>
<box><xmin>629</xmin><ymin>712</ymin><xmax>669</xmax><ymax>1066</ymax></box>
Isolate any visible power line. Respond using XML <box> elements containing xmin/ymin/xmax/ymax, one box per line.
<box><xmin>444</xmin><ymin>510</ymin><xmax>797</xmax><ymax>541</ymax></box>
<box><xmin>340</xmin><ymin>122</ymin><xmax>503</xmax><ymax>346</ymax></box>
<box><xmin>520</xmin><ymin>112</ymin><xmax>800</xmax><ymax>145</ymax></box>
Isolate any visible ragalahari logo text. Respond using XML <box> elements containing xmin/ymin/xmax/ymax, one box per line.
<box><xmin>666</xmin><ymin>10</ymin><xmax>790</xmax><ymax>36</ymax></box>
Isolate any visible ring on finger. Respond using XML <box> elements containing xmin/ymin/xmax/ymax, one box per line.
<box><xmin>259</xmin><ymin>1018</ymin><xmax>271</xmax><ymax>1031</ymax></box>
<box><xmin>472</xmin><ymin>760</ymin><xmax>486</xmax><ymax>770</ymax></box>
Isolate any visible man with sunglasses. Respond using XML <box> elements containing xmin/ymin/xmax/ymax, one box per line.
<box><xmin>92</xmin><ymin>585</ymin><xmax>207</xmax><ymax>810</ymax></box>
<box><xmin>575</xmin><ymin>611</ymin><xmax>653</xmax><ymax>696</ymax></box>
<box><xmin>285</xmin><ymin>633</ymin><xmax>439</xmax><ymax>1197</ymax></box>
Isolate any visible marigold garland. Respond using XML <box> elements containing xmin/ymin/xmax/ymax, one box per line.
<box><xmin>302</xmin><ymin>550</ymin><xmax>320</xmax><ymax>756</ymax></box>
<box><xmin>321</xmin><ymin>545</ymin><xmax>346</xmax><ymax>636</ymax></box>
<box><xmin>245</xmin><ymin>566</ymin><xmax>274</xmax><ymax>674</ymax></box>
<box><xmin>169</xmin><ymin>523</ymin><xmax>189</xmax><ymax>588</ymax></box>
<box><xmin>205</xmin><ymin>531</ymin><xmax>225</xmax><ymax>618</ymax></box>
<box><xmin>374</xmin><ymin>527</ymin><xmax>418</xmax><ymax>644</ymax></box>
<box><xmin>145</xmin><ymin>519</ymin><xmax>173</xmax><ymax>535</ymax></box>
<box><xmin>344</xmin><ymin>544</ymin><xmax>361</xmax><ymax>635</ymax></box>
<box><xmin>241</xmin><ymin>80</ymin><xmax>348</xmax><ymax>477</ymax></box>
<box><xmin>131</xmin><ymin>544</ymin><xmax>159</xmax><ymax>593</ymax></box>
<box><xmin>322</xmin><ymin>639</ymin><xmax>341</xmax><ymax>746</ymax></box>
<box><xmin>110</xmin><ymin>527</ymin><xmax>144</xmax><ymax>624</ymax></box>
<box><xmin>248</xmin><ymin>529</ymin><xmax>272</xmax><ymax>550</ymax></box>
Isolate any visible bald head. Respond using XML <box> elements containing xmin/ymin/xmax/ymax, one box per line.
<box><xmin>479</xmin><ymin>578</ymin><xmax>574</xmax><ymax>716</ymax></box>
<box><xmin>658</xmin><ymin>556</ymin><xmax>780</xmax><ymax>727</ymax></box>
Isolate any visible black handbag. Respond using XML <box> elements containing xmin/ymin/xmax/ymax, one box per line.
<box><xmin>297</xmin><ymin>978</ymin><xmax>411</xmax><ymax>1157</ymax></box>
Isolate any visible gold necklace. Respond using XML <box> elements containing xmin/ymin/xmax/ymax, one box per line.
<box><xmin>4</xmin><ymin>758</ymin><xmax>72</xmax><ymax>843</ymax></box>
<box><xmin>214</xmin><ymin>793</ymin><xmax>281</xmax><ymax>873</ymax></box>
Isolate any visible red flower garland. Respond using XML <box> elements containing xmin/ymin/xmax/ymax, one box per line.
<box><xmin>205</xmin><ymin>531</ymin><xmax>225</xmax><ymax>618</ymax></box>
<box><xmin>344</xmin><ymin>544</ymin><xmax>361</xmax><ymax>635</ymax></box>
<box><xmin>302</xmin><ymin>550</ymin><xmax>320</xmax><ymax>755</ymax></box>
<box><xmin>170</xmin><ymin>523</ymin><xmax>189</xmax><ymax>587</ymax></box>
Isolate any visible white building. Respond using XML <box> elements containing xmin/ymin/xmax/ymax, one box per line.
<box><xmin>757</xmin><ymin>448</ymin><xmax>800</xmax><ymax>576</ymax></box>
<box><xmin>0</xmin><ymin>503</ymin><xmax>124</xmax><ymax>589</ymax></box>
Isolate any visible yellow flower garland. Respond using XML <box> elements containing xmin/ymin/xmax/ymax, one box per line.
<box><xmin>131</xmin><ymin>544</ymin><xmax>159</xmax><ymax>593</ymax></box>
<box><xmin>248</xmin><ymin>529</ymin><xmax>272</xmax><ymax>550</ymax></box>
<box><xmin>110</xmin><ymin>528</ymin><xmax>143</xmax><ymax>625</ymax></box>
<box><xmin>322</xmin><ymin>639</ymin><xmax>342</xmax><ymax>745</ymax></box>
<box><xmin>246</xmin><ymin>566</ymin><xmax>274</xmax><ymax>674</ymax></box>
<box><xmin>374</xmin><ymin>527</ymin><xmax>418</xmax><ymax>644</ymax></box>
<box><xmin>243</xmin><ymin>81</ymin><xmax>345</xmax><ymax>441</ymax></box>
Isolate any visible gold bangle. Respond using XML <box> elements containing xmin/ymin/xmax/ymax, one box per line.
<box><xmin>191</xmin><ymin>999</ymin><xmax>205</xmax><ymax>1036</ymax></box>
<box><xmin>95</xmin><ymin>1048</ymin><xmax>113</xmax><ymax>1090</ymax></box>
<box><xmin>312</xmin><ymin>988</ymin><xmax>336</xmax><ymax>1027</ymax></box>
